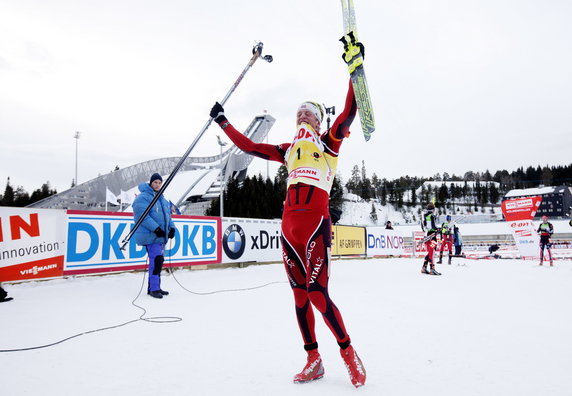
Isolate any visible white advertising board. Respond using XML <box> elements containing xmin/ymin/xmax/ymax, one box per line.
<box><xmin>0</xmin><ymin>207</ymin><xmax>67</xmax><ymax>281</ymax></box>
<box><xmin>366</xmin><ymin>227</ymin><xmax>406</xmax><ymax>256</ymax></box>
<box><xmin>221</xmin><ymin>218</ymin><xmax>282</xmax><ymax>263</ymax></box>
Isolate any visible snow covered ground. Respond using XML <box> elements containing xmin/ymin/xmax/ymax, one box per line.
<box><xmin>2</xmin><ymin>257</ymin><xmax>572</xmax><ymax>396</ymax></box>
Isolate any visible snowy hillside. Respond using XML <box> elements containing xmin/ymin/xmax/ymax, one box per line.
<box><xmin>339</xmin><ymin>194</ymin><xmax>502</xmax><ymax>227</ymax></box>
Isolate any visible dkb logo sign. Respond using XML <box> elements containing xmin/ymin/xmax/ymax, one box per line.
<box><xmin>223</xmin><ymin>224</ymin><xmax>246</xmax><ymax>260</ymax></box>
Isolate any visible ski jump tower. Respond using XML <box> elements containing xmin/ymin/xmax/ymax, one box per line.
<box><xmin>28</xmin><ymin>114</ymin><xmax>276</xmax><ymax>214</ymax></box>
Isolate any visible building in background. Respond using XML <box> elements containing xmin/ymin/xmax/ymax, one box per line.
<box><xmin>503</xmin><ymin>186</ymin><xmax>572</xmax><ymax>219</ymax></box>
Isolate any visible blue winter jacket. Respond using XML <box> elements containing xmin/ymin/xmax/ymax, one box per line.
<box><xmin>132</xmin><ymin>182</ymin><xmax>175</xmax><ymax>246</ymax></box>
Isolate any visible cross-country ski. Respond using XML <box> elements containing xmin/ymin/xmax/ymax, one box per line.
<box><xmin>340</xmin><ymin>0</ymin><xmax>376</xmax><ymax>140</ymax></box>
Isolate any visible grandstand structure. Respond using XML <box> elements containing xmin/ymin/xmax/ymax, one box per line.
<box><xmin>28</xmin><ymin>114</ymin><xmax>276</xmax><ymax>215</ymax></box>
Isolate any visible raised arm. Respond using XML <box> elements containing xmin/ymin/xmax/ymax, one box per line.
<box><xmin>330</xmin><ymin>79</ymin><xmax>358</xmax><ymax>140</ymax></box>
<box><xmin>322</xmin><ymin>79</ymin><xmax>358</xmax><ymax>155</ymax></box>
<box><xmin>210</xmin><ymin>102</ymin><xmax>288</xmax><ymax>163</ymax></box>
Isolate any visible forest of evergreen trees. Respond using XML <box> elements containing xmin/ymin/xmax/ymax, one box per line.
<box><xmin>343</xmin><ymin>162</ymin><xmax>572</xmax><ymax>209</ymax></box>
<box><xmin>2</xmin><ymin>163</ymin><xmax>571</xmax><ymax>214</ymax></box>
<box><xmin>205</xmin><ymin>165</ymin><xmax>345</xmax><ymax>221</ymax></box>
<box><xmin>0</xmin><ymin>178</ymin><xmax>57</xmax><ymax>207</ymax></box>
<box><xmin>204</xmin><ymin>163</ymin><xmax>571</xmax><ymax>218</ymax></box>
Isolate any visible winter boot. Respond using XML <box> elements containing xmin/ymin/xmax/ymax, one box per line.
<box><xmin>429</xmin><ymin>267</ymin><xmax>442</xmax><ymax>276</ymax></box>
<box><xmin>159</xmin><ymin>289</ymin><xmax>169</xmax><ymax>295</ymax></box>
<box><xmin>340</xmin><ymin>345</ymin><xmax>366</xmax><ymax>388</ymax></box>
<box><xmin>148</xmin><ymin>290</ymin><xmax>163</xmax><ymax>299</ymax></box>
<box><xmin>437</xmin><ymin>253</ymin><xmax>443</xmax><ymax>264</ymax></box>
<box><xmin>293</xmin><ymin>349</ymin><xmax>324</xmax><ymax>383</ymax></box>
<box><xmin>421</xmin><ymin>266</ymin><xmax>430</xmax><ymax>274</ymax></box>
<box><xmin>0</xmin><ymin>286</ymin><xmax>7</xmax><ymax>300</ymax></box>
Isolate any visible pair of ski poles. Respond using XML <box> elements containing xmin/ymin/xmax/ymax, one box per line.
<box><xmin>120</xmin><ymin>42</ymin><xmax>273</xmax><ymax>250</ymax></box>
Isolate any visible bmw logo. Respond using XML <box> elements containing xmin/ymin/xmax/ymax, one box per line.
<box><xmin>223</xmin><ymin>224</ymin><xmax>246</xmax><ymax>260</ymax></box>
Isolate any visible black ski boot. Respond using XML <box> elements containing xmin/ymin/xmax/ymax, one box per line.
<box><xmin>148</xmin><ymin>290</ymin><xmax>163</xmax><ymax>299</ymax></box>
<box><xmin>429</xmin><ymin>267</ymin><xmax>442</xmax><ymax>276</ymax></box>
<box><xmin>0</xmin><ymin>286</ymin><xmax>11</xmax><ymax>302</ymax></box>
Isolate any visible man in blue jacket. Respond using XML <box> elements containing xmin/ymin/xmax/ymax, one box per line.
<box><xmin>132</xmin><ymin>173</ymin><xmax>176</xmax><ymax>298</ymax></box>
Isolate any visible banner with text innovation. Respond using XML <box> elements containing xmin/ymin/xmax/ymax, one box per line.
<box><xmin>221</xmin><ymin>218</ymin><xmax>282</xmax><ymax>263</ymax></box>
<box><xmin>65</xmin><ymin>211</ymin><xmax>221</xmax><ymax>275</ymax></box>
<box><xmin>501</xmin><ymin>196</ymin><xmax>542</xmax><ymax>259</ymax></box>
<box><xmin>331</xmin><ymin>225</ymin><xmax>366</xmax><ymax>256</ymax></box>
<box><xmin>0</xmin><ymin>207</ymin><xmax>67</xmax><ymax>282</ymax></box>
<box><xmin>366</xmin><ymin>227</ymin><xmax>406</xmax><ymax>256</ymax></box>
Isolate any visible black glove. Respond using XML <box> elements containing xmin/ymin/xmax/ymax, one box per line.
<box><xmin>154</xmin><ymin>227</ymin><xmax>166</xmax><ymax>238</ymax></box>
<box><xmin>168</xmin><ymin>227</ymin><xmax>176</xmax><ymax>239</ymax></box>
<box><xmin>210</xmin><ymin>102</ymin><xmax>227</xmax><ymax>124</ymax></box>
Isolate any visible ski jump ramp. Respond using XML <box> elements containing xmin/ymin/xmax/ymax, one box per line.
<box><xmin>28</xmin><ymin>114</ymin><xmax>276</xmax><ymax>214</ymax></box>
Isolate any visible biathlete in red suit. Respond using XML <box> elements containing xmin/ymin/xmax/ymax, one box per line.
<box><xmin>438</xmin><ymin>215</ymin><xmax>454</xmax><ymax>264</ymax></box>
<box><xmin>421</xmin><ymin>203</ymin><xmax>441</xmax><ymax>275</ymax></box>
<box><xmin>210</xmin><ymin>79</ymin><xmax>365</xmax><ymax>387</ymax></box>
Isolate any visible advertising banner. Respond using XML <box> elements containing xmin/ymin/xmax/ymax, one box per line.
<box><xmin>366</xmin><ymin>227</ymin><xmax>406</xmax><ymax>256</ymax></box>
<box><xmin>506</xmin><ymin>220</ymin><xmax>540</xmax><ymax>259</ymax></box>
<box><xmin>65</xmin><ymin>211</ymin><xmax>221</xmax><ymax>274</ymax></box>
<box><xmin>0</xmin><ymin>207</ymin><xmax>67</xmax><ymax>282</ymax></box>
<box><xmin>501</xmin><ymin>197</ymin><xmax>542</xmax><ymax>259</ymax></box>
<box><xmin>331</xmin><ymin>225</ymin><xmax>366</xmax><ymax>256</ymax></box>
<box><xmin>413</xmin><ymin>231</ymin><xmax>427</xmax><ymax>256</ymax></box>
<box><xmin>501</xmin><ymin>196</ymin><xmax>542</xmax><ymax>221</ymax></box>
<box><xmin>221</xmin><ymin>218</ymin><xmax>282</xmax><ymax>263</ymax></box>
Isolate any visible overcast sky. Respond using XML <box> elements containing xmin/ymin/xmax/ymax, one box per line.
<box><xmin>1</xmin><ymin>0</ymin><xmax>571</xmax><ymax>194</ymax></box>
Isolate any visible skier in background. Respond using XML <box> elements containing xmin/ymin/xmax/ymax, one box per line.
<box><xmin>537</xmin><ymin>215</ymin><xmax>554</xmax><ymax>266</ymax></box>
<box><xmin>208</xmin><ymin>42</ymin><xmax>366</xmax><ymax>388</ymax></box>
<box><xmin>488</xmin><ymin>244</ymin><xmax>501</xmax><ymax>258</ymax></box>
<box><xmin>453</xmin><ymin>226</ymin><xmax>463</xmax><ymax>256</ymax></box>
<box><xmin>421</xmin><ymin>203</ymin><xmax>441</xmax><ymax>275</ymax></box>
<box><xmin>438</xmin><ymin>214</ymin><xmax>454</xmax><ymax>264</ymax></box>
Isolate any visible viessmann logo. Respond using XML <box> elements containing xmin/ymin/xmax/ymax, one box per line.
<box><xmin>505</xmin><ymin>199</ymin><xmax>534</xmax><ymax>210</ymax></box>
<box><xmin>20</xmin><ymin>263</ymin><xmax>58</xmax><ymax>276</ymax></box>
<box><xmin>222</xmin><ymin>224</ymin><xmax>246</xmax><ymax>260</ymax></box>
<box><xmin>288</xmin><ymin>167</ymin><xmax>320</xmax><ymax>181</ymax></box>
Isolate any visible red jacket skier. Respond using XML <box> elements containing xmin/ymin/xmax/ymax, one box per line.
<box><xmin>209</xmin><ymin>68</ymin><xmax>366</xmax><ymax>387</ymax></box>
<box><xmin>421</xmin><ymin>203</ymin><xmax>441</xmax><ymax>275</ymax></box>
<box><xmin>438</xmin><ymin>215</ymin><xmax>454</xmax><ymax>264</ymax></box>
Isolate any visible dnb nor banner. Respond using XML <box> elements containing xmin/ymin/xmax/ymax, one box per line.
<box><xmin>221</xmin><ymin>218</ymin><xmax>282</xmax><ymax>263</ymax></box>
<box><xmin>366</xmin><ymin>227</ymin><xmax>406</xmax><ymax>256</ymax></box>
<box><xmin>331</xmin><ymin>225</ymin><xmax>366</xmax><ymax>256</ymax></box>
<box><xmin>66</xmin><ymin>211</ymin><xmax>221</xmax><ymax>275</ymax></box>
<box><xmin>501</xmin><ymin>197</ymin><xmax>541</xmax><ymax>259</ymax></box>
<box><xmin>0</xmin><ymin>207</ymin><xmax>67</xmax><ymax>282</ymax></box>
